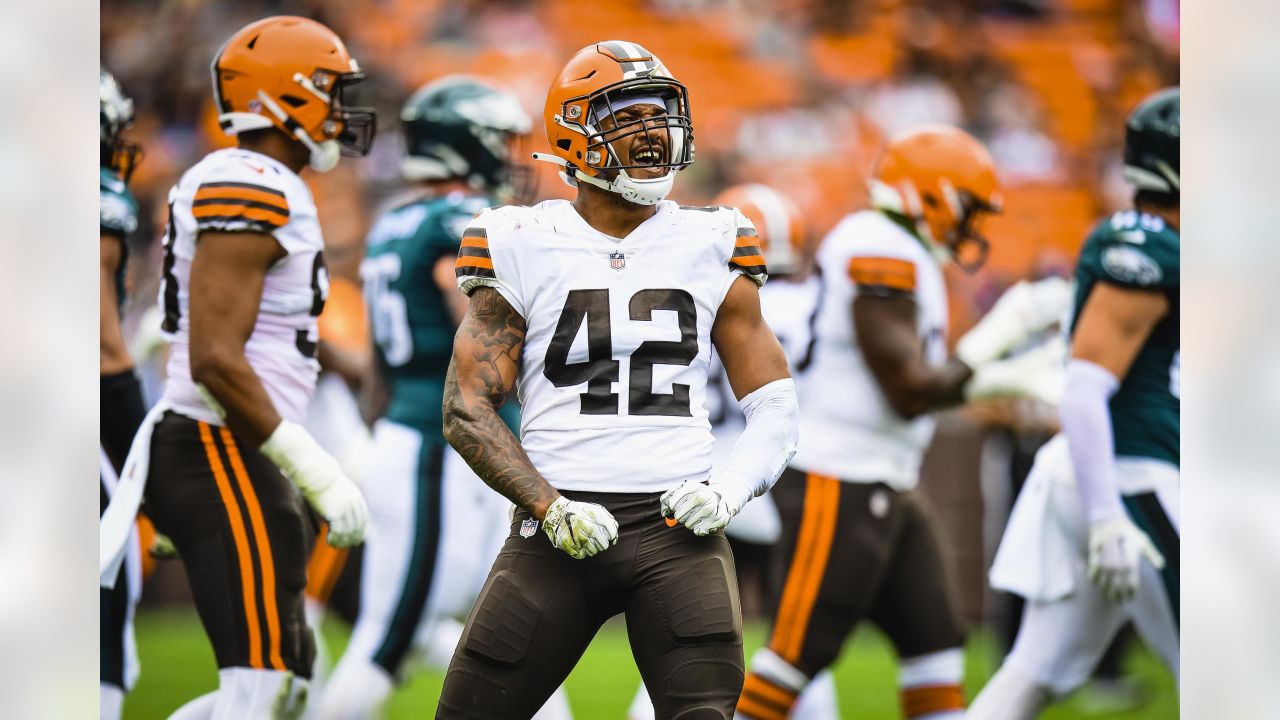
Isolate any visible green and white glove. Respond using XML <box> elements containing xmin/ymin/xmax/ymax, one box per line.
<box><xmin>1087</xmin><ymin>516</ymin><xmax>1165</xmax><ymax>604</ymax></box>
<box><xmin>957</xmin><ymin>277</ymin><xmax>1072</xmax><ymax>368</ymax></box>
<box><xmin>261</xmin><ymin>420</ymin><xmax>371</xmax><ymax>549</ymax></box>
<box><xmin>542</xmin><ymin>496</ymin><xmax>619</xmax><ymax>559</ymax></box>
<box><xmin>660</xmin><ymin>475</ymin><xmax>753</xmax><ymax>536</ymax></box>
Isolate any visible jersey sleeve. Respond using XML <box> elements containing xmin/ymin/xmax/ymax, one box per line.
<box><xmin>190</xmin><ymin>160</ymin><xmax>292</xmax><ymax>237</ymax></box>
<box><xmin>1087</xmin><ymin>214</ymin><xmax>1180</xmax><ymax>290</ymax></box>
<box><xmin>847</xmin><ymin>255</ymin><xmax>917</xmax><ymax>297</ymax></box>
<box><xmin>726</xmin><ymin>208</ymin><xmax>768</xmax><ymax>287</ymax></box>
<box><xmin>455</xmin><ymin>208</ymin><xmax>526</xmax><ymax>318</ymax></box>
<box><xmin>99</xmin><ymin>169</ymin><xmax>139</xmax><ymax>239</ymax></box>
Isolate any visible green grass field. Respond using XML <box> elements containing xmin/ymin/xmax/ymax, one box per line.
<box><xmin>125</xmin><ymin>609</ymin><xmax>1176</xmax><ymax>718</ymax></box>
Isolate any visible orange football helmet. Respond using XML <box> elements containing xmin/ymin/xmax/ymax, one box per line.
<box><xmin>211</xmin><ymin>16</ymin><xmax>375</xmax><ymax>173</ymax></box>
<box><xmin>870</xmin><ymin>126</ymin><xmax>1002</xmax><ymax>271</ymax></box>
<box><xmin>534</xmin><ymin>41</ymin><xmax>694</xmax><ymax>205</ymax></box>
<box><xmin>714</xmin><ymin>183</ymin><xmax>807</xmax><ymax>276</ymax></box>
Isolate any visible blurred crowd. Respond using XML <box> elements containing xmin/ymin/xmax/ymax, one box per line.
<box><xmin>103</xmin><ymin>0</ymin><xmax>1178</xmax><ymax>339</ymax></box>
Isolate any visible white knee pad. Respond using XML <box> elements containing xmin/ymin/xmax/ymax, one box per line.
<box><xmin>791</xmin><ymin>669</ymin><xmax>838</xmax><ymax>720</ymax></box>
<box><xmin>213</xmin><ymin>668</ymin><xmax>307</xmax><ymax>720</ymax></box>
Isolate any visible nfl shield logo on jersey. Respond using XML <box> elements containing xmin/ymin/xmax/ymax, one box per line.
<box><xmin>609</xmin><ymin>251</ymin><xmax>626</xmax><ymax>271</ymax></box>
<box><xmin>520</xmin><ymin>517</ymin><xmax>539</xmax><ymax>538</ymax></box>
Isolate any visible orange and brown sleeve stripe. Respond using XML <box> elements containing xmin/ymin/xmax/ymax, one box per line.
<box><xmin>730</xmin><ymin>226</ymin><xmax>767</xmax><ymax>278</ymax></box>
<box><xmin>455</xmin><ymin>227</ymin><xmax>495</xmax><ymax>279</ymax></box>
<box><xmin>767</xmin><ymin>473</ymin><xmax>840</xmax><ymax>664</ymax></box>
<box><xmin>193</xmin><ymin>181</ymin><xmax>290</xmax><ymax>232</ymax></box>
<box><xmin>848</xmin><ymin>256</ymin><xmax>916</xmax><ymax>293</ymax></box>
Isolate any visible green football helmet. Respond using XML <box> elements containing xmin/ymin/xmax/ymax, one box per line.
<box><xmin>1123</xmin><ymin>87</ymin><xmax>1179</xmax><ymax>195</ymax></box>
<box><xmin>400</xmin><ymin>75</ymin><xmax>534</xmax><ymax>203</ymax></box>
<box><xmin>101</xmin><ymin>68</ymin><xmax>142</xmax><ymax>181</ymax></box>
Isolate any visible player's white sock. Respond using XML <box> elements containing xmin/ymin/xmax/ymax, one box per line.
<box><xmin>791</xmin><ymin>669</ymin><xmax>839</xmax><ymax>719</ymax></box>
<box><xmin>965</xmin><ymin>663</ymin><xmax>1048</xmax><ymax>720</ymax></box>
<box><xmin>900</xmin><ymin>648</ymin><xmax>965</xmax><ymax>719</ymax></box>
<box><xmin>100</xmin><ymin>683</ymin><xmax>125</xmax><ymax>720</ymax></box>
<box><xmin>213</xmin><ymin>668</ymin><xmax>307</xmax><ymax>720</ymax></box>
<box><xmin>167</xmin><ymin>690</ymin><xmax>217</xmax><ymax>720</ymax></box>
<box><xmin>307</xmin><ymin>657</ymin><xmax>393</xmax><ymax>720</ymax></box>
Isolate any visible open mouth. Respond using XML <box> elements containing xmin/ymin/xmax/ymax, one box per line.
<box><xmin>632</xmin><ymin>145</ymin><xmax>666</xmax><ymax>166</ymax></box>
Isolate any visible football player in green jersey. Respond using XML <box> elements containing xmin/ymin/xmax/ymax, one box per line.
<box><xmin>312</xmin><ymin>76</ymin><xmax>570</xmax><ymax>719</ymax></box>
<box><xmin>99</xmin><ymin>67</ymin><xmax>146</xmax><ymax>720</ymax></box>
<box><xmin>970</xmin><ymin>88</ymin><xmax>1180</xmax><ymax>719</ymax></box>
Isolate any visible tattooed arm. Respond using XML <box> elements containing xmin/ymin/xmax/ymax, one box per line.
<box><xmin>443</xmin><ymin>287</ymin><xmax>561</xmax><ymax>520</ymax></box>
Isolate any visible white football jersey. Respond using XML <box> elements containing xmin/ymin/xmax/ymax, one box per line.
<box><xmin>456</xmin><ymin>199</ymin><xmax>765</xmax><ymax>493</ymax></box>
<box><xmin>159</xmin><ymin>148</ymin><xmax>329</xmax><ymax>425</ymax></box>
<box><xmin>791</xmin><ymin>210</ymin><xmax>948</xmax><ymax>489</ymax></box>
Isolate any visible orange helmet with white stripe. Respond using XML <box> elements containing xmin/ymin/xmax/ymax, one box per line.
<box><xmin>714</xmin><ymin>183</ymin><xmax>807</xmax><ymax>277</ymax></box>
<box><xmin>534</xmin><ymin>41</ymin><xmax>694</xmax><ymax>205</ymax></box>
<box><xmin>870</xmin><ymin>126</ymin><xmax>1002</xmax><ymax>271</ymax></box>
<box><xmin>212</xmin><ymin>16</ymin><xmax>376</xmax><ymax>173</ymax></box>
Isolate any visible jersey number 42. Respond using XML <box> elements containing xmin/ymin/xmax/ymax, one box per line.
<box><xmin>545</xmin><ymin>288</ymin><xmax>698</xmax><ymax>418</ymax></box>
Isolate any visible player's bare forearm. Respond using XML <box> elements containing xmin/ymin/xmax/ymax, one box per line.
<box><xmin>188</xmin><ymin>231</ymin><xmax>287</xmax><ymax>446</ymax></box>
<box><xmin>100</xmin><ymin>235</ymin><xmax>134</xmax><ymax>375</ymax></box>
<box><xmin>442</xmin><ymin>287</ymin><xmax>560</xmax><ymax>519</ymax></box>
<box><xmin>854</xmin><ymin>294</ymin><xmax>973</xmax><ymax>419</ymax></box>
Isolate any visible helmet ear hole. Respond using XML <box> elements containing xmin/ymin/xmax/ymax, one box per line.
<box><xmin>280</xmin><ymin>95</ymin><xmax>308</xmax><ymax>108</ymax></box>
<box><xmin>922</xmin><ymin>193</ymin><xmax>939</xmax><ymax>208</ymax></box>
<box><xmin>557</xmin><ymin>139</ymin><xmax>572</xmax><ymax>151</ymax></box>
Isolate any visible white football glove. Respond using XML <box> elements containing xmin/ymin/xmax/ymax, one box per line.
<box><xmin>966</xmin><ymin>335</ymin><xmax>1067</xmax><ymax>406</ymax></box>
<box><xmin>660</xmin><ymin>477</ymin><xmax>753</xmax><ymax>536</ymax></box>
<box><xmin>1087</xmin><ymin>516</ymin><xmax>1166</xmax><ymax>603</ymax></box>
<box><xmin>261</xmin><ymin>420</ymin><xmax>371</xmax><ymax>548</ymax></box>
<box><xmin>542</xmin><ymin>496</ymin><xmax>619</xmax><ymax>559</ymax></box>
<box><xmin>956</xmin><ymin>277</ymin><xmax>1073</xmax><ymax>368</ymax></box>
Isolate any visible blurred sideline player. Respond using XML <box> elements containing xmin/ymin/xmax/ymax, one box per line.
<box><xmin>969</xmin><ymin>88</ymin><xmax>1180</xmax><ymax>720</ymax></box>
<box><xmin>301</xmin><ymin>276</ymin><xmax>372</xmax><ymax>687</ymax></box>
<box><xmin>737</xmin><ymin>127</ymin><xmax>1066</xmax><ymax>720</ymax></box>
<box><xmin>107</xmin><ymin>17</ymin><xmax>375</xmax><ymax>718</ymax></box>
<box><xmin>99</xmin><ymin>67</ymin><xmax>147</xmax><ymax>720</ymax></box>
<box><xmin>628</xmin><ymin>182</ymin><xmax>838</xmax><ymax>720</ymax></box>
<box><xmin>310</xmin><ymin>76</ymin><xmax>571</xmax><ymax>720</ymax></box>
<box><xmin>440</xmin><ymin>41</ymin><xmax>799</xmax><ymax>718</ymax></box>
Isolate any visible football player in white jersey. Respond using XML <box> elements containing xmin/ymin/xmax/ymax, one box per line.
<box><xmin>737</xmin><ymin>127</ymin><xmax>1064</xmax><ymax>720</ymax></box>
<box><xmin>439</xmin><ymin>41</ymin><xmax>799</xmax><ymax>718</ymax></box>
<box><xmin>115</xmin><ymin>17</ymin><xmax>374</xmax><ymax>719</ymax></box>
<box><xmin>627</xmin><ymin>182</ymin><xmax>839</xmax><ymax>720</ymax></box>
